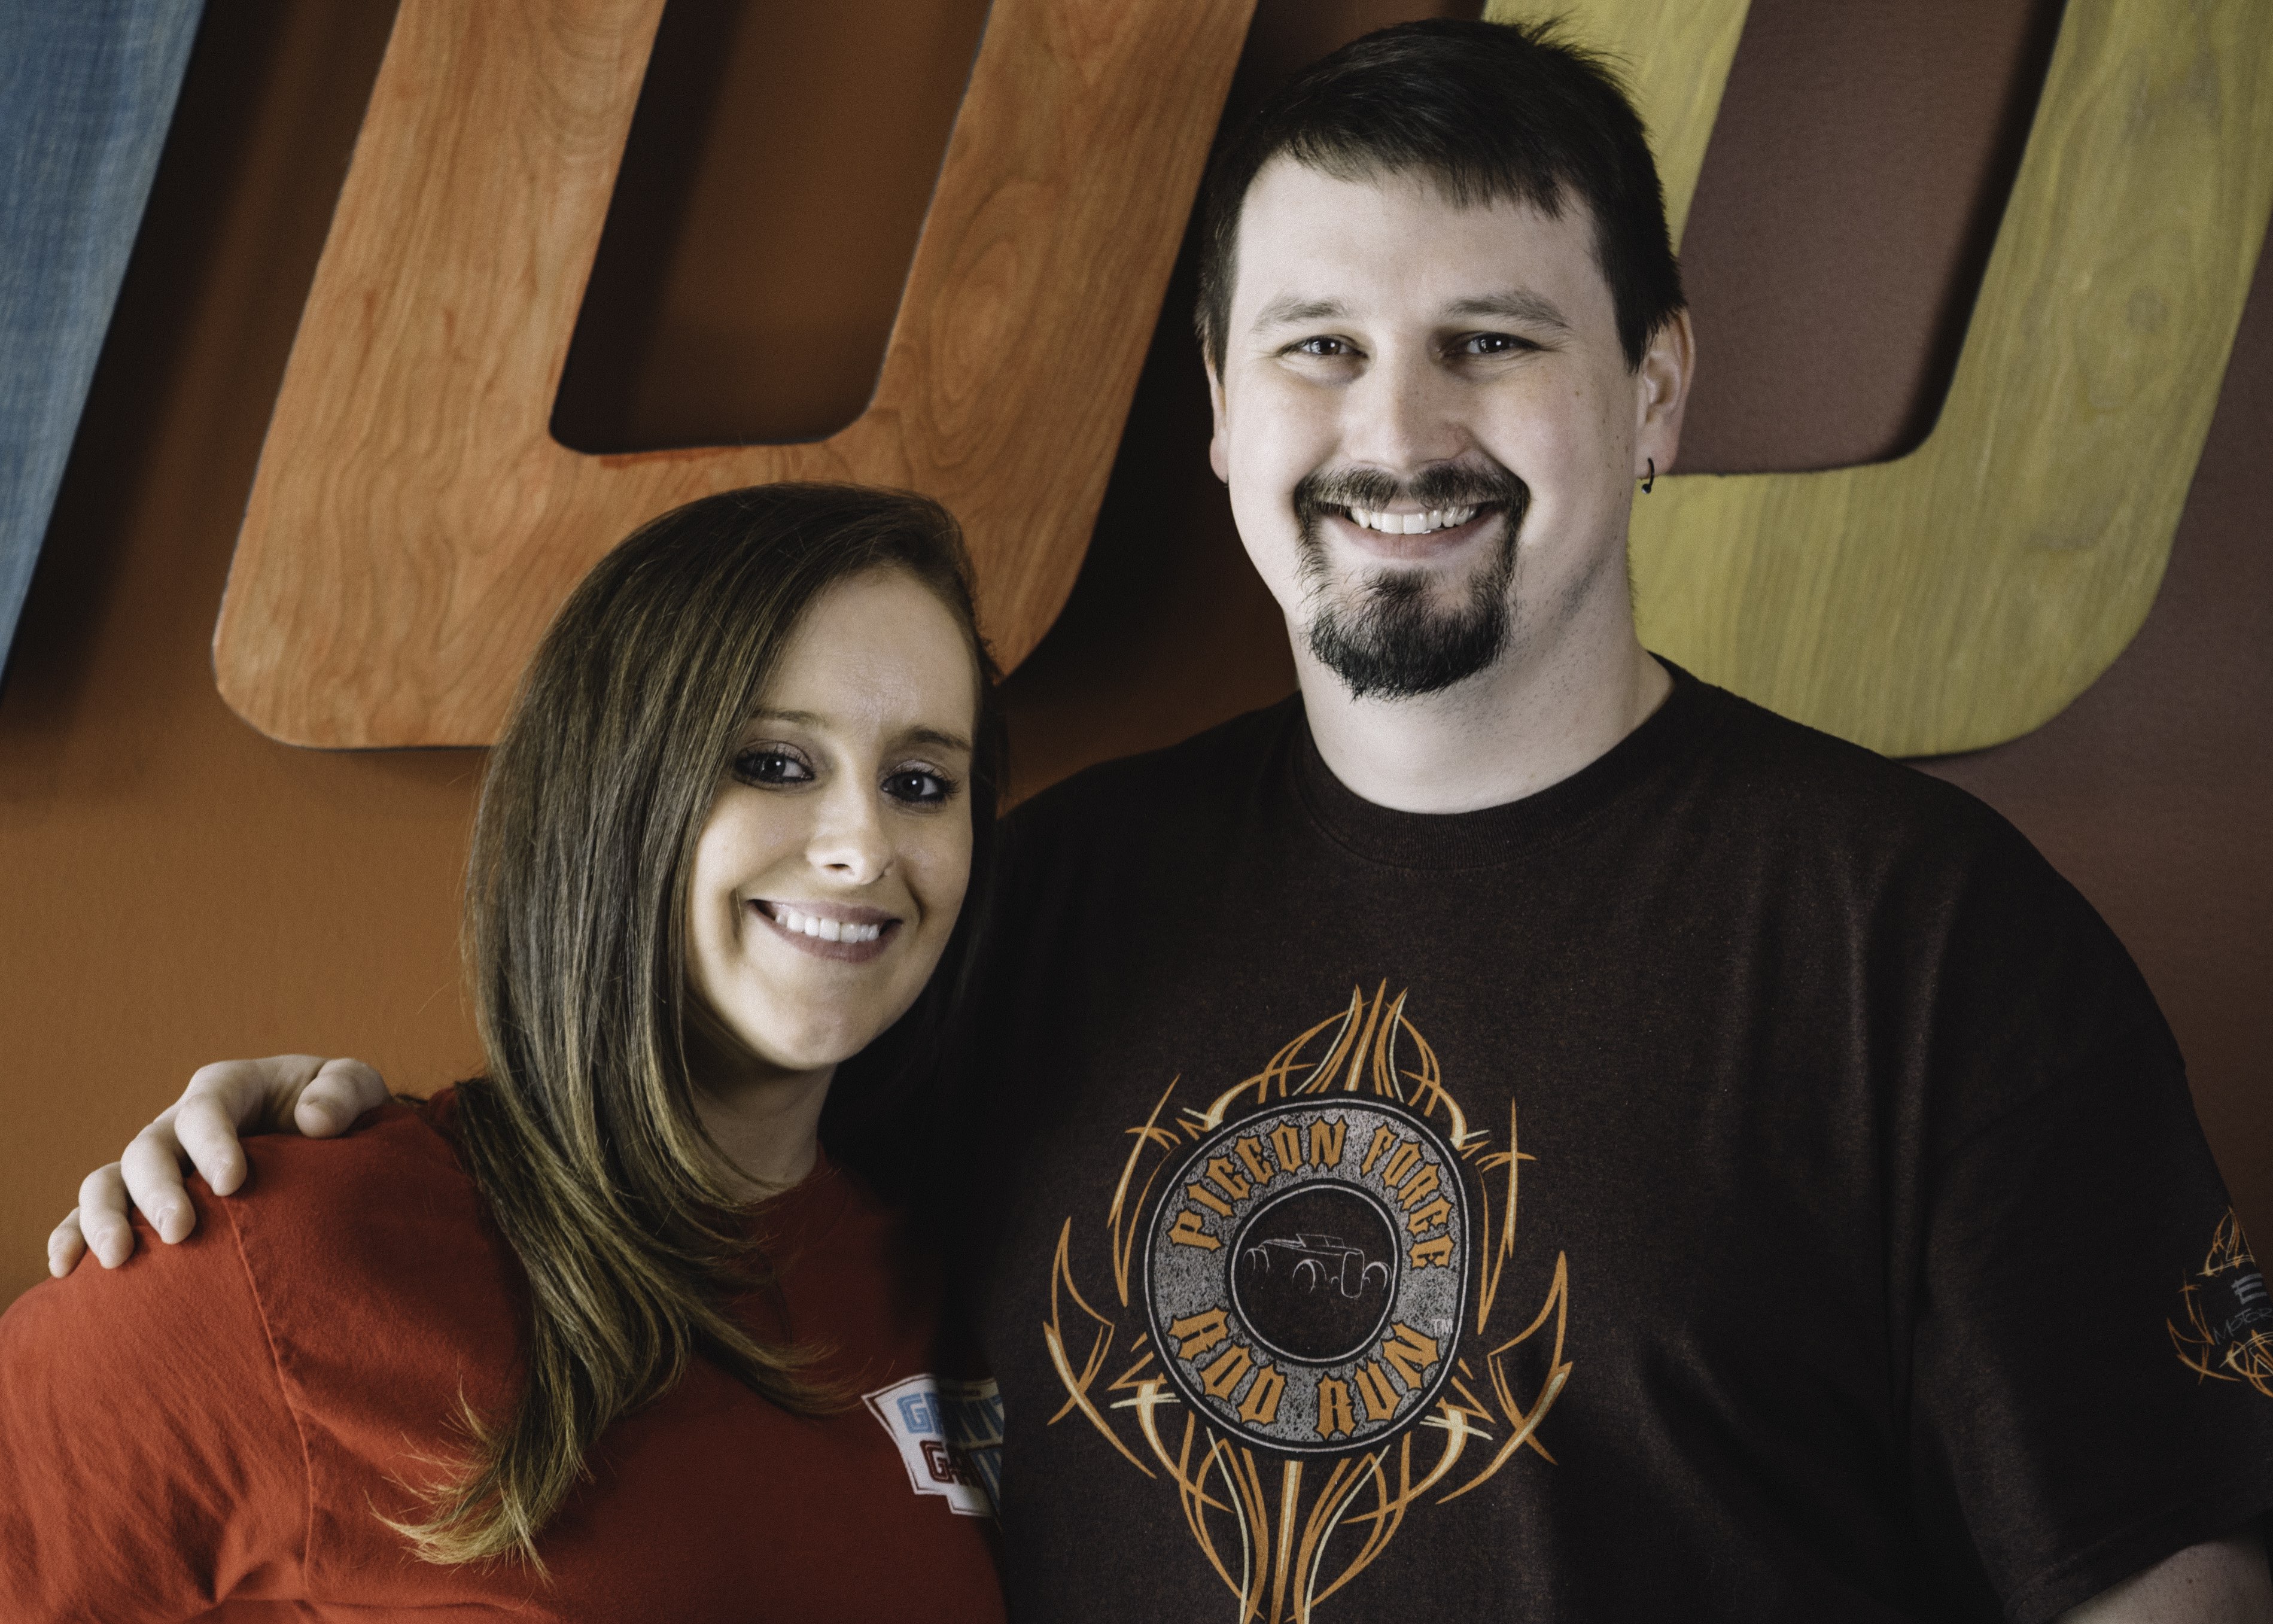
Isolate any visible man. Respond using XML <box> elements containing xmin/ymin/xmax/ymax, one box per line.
<box><xmin>50</xmin><ymin>19</ymin><xmax>2273</xmax><ymax>1621</ymax></box>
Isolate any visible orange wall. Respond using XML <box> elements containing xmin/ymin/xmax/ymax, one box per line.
<box><xmin>4</xmin><ymin>0</ymin><xmax>2265</xmax><ymax>1304</ymax></box>
<box><xmin>2</xmin><ymin>3</ymin><xmax>480</xmax><ymax>1306</ymax></box>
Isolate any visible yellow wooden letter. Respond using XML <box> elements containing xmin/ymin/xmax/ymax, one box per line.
<box><xmin>1504</xmin><ymin>0</ymin><xmax>2273</xmax><ymax>753</ymax></box>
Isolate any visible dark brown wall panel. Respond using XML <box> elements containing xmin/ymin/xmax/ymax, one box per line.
<box><xmin>553</xmin><ymin>0</ymin><xmax>993</xmax><ymax>451</ymax></box>
<box><xmin>1676</xmin><ymin>0</ymin><xmax>2067</xmax><ymax>473</ymax></box>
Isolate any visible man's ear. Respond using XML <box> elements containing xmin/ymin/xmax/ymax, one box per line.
<box><xmin>1634</xmin><ymin>308</ymin><xmax>1695</xmax><ymax>479</ymax></box>
<box><xmin>1205</xmin><ymin>351</ymin><xmax>1231</xmax><ymax>485</ymax></box>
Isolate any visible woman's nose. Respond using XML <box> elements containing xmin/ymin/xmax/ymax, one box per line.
<box><xmin>805</xmin><ymin>781</ymin><xmax>891</xmax><ymax>883</ymax></box>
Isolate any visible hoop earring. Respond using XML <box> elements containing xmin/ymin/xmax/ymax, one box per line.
<box><xmin>1641</xmin><ymin>457</ymin><xmax>1656</xmax><ymax>495</ymax></box>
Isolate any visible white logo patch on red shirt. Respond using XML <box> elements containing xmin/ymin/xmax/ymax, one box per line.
<box><xmin>863</xmin><ymin>1373</ymin><xmax>1002</xmax><ymax>1517</ymax></box>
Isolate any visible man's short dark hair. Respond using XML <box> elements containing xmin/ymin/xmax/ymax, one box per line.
<box><xmin>1194</xmin><ymin>17</ymin><xmax>1686</xmax><ymax>375</ymax></box>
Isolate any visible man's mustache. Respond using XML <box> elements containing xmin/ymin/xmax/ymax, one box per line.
<box><xmin>1292</xmin><ymin>461</ymin><xmax>1531</xmax><ymax>530</ymax></box>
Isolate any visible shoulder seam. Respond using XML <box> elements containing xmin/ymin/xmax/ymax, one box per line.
<box><xmin>215</xmin><ymin>1194</ymin><xmax>322</xmax><ymax>1590</ymax></box>
<box><xmin>1932</xmin><ymin>1012</ymin><xmax>2180</xmax><ymax>1170</ymax></box>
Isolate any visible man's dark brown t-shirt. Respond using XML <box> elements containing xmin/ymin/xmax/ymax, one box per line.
<box><xmin>951</xmin><ymin>666</ymin><xmax>2273</xmax><ymax>1623</ymax></box>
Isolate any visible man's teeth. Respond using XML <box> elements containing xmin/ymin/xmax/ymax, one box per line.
<box><xmin>1345</xmin><ymin>505</ymin><xmax>1479</xmax><ymax>536</ymax></box>
<box><xmin>773</xmin><ymin>905</ymin><xmax>884</xmax><ymax>944</ymax></box>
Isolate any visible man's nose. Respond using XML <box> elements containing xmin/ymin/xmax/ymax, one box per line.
<box><xmin>805</xmin><ymin>778</ymin><xmax>892</xmax><ymax>884</ymax></box>
<box><xmin>1338</xmin><ymin>345</ymin><xmax>1466</xmax><ymax>475</ymax></box>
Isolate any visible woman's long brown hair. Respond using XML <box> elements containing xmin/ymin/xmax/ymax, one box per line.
<box><xmin>391</xmin><ymin>484</ymin><xmax>1005</xmax><ymax>1567</ymax></box>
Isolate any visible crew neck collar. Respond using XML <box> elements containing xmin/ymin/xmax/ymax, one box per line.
<box><xmin>748</xmin><ymin>1144</ymin><xmax>851</xmax><ymax>1251</ymax></box>
<box><xmin>1286</xmin><ymin>658</ymin><xmax>1721</xmax><ymax>869</ymax></box>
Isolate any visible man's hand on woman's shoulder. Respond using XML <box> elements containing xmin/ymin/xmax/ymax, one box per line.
<box><xmin>47</xmin><ymin>1055</ymin><xmax>391</xmax><ymax>1276</ymax></box>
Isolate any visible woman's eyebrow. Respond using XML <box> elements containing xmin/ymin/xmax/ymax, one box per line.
<box><xmin>750</xmin><ymin>707</ymin><xmax>824</xmax><ymax>728</ymax></box>
<box><xmin>751</xmin><ymin>708</ymin><xmax>971</xmax><ymax>755</ymax></box>
<box><xmin>903</xmin><ymin>725</ymin><xmax>973</xmax><ymax>755</ymax></box>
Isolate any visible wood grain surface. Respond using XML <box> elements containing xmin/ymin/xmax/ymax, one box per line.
<box><xmin>214</xmin><ymin>0</ymin><xmax>1254</xmax><ymax>747</ymax></box>
<box><xmin>1525</xmin><ymin>0</ymin><xmax>1746</xmax><ymax>247</ymax></box>
<box><xmin>1514</xmin><ymin>0</ymin><xmax>2273</xmax><ymax>753</ymax></box>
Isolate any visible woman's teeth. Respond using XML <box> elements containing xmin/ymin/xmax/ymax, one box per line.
<box><xmin>772</xmin><ymin>905</ymin><xmax>884</xmax><ymax>944</ymax></box>
<box><xmin>1345</xmin><ymin>505</ymin><xmax>1478</xmax><ymax>536</ymax></box>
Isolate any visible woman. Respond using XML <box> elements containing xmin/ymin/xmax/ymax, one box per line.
<box><xmin>0</xmin><ymin>485</ymin><xmax>1008</xmax><ymax>1620</ymax></box>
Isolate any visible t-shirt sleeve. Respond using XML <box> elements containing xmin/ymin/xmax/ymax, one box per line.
<box><xmin>1901</xmin><ymin>854</ymin><xmax>2273</xmax><ymax>1621</ymax></box>
<box><xmin>0</xmin><ymin>1199</ymin><xmax>309</xmax><ymax>1617</ymax></box>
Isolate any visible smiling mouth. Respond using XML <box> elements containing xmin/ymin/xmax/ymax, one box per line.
<box><xmin>769</xmin><ymin>903</ymin><xmax>884</xmax><ymax>944</ymax></box>
<box><xmin>1337</xmin><ymin>504</ymin><xmax>1480</xmax><ymax>537</ymax></box>
<box><xmin>1320</xmin><ymin>501</ymin><xmax>1505</xmax><ymax>557</ymax></box>
<box><xmin>751</xmin><ymin>901</ymin><xmax>899</xmax><ymax>963</ymax></box>
<box><xmin>1294</xmin><ymin>461</ymin><xmax>1529</xmax><ymax>559</ymax></box>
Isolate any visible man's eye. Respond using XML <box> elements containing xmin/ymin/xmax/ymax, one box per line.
<box><xmin>884</xmin><ymin>768</ymin><xmax>955</xmax><ymax>805</ymax></box>
<box><xmin>1460</xmin><ymin>332</ymin><xmax>1529</xmax><ymax>356</ymax></box>
<box><xmin>732</xmin><ymin>748</ymin><xmax>814</xmax><ymax>787</ymax></box>
<box><xmin>1293</xmin><ymin>336</ymin><xmax>1356</xmax><ymax>358</ymax></box>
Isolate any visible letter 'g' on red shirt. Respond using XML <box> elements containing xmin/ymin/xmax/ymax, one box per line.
<box><xmin>0</xmin><ymin>1097</ymin><xmax>1005</xmax><ymax>1622</ymax></box>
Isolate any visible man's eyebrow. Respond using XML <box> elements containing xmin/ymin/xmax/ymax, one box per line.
<box><xmin>1250</xmin><ymin>290</ymin><xmax>1572</xmax><ymax>334</ymax></box>
<box><xmin>1444</xmin><ymin>290</ymin><xmax>1572</xmax><ymax>332</ymax></box>
<box><xmin>749</xmin><ymin>708</ymin><xmax>973</xmax><ymax>755</ymax></box>
<box><xmin>1251</xmin><ymin>294</ymin><xmax>1348</xmax><ymax>330</ymax></box>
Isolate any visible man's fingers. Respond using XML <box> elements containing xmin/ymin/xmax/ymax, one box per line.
<box><xmin>47</xmin><ymin>1054</ymin><xmax>369</xmax><ymax>1282</ymax></box>
<box><xmin>296</xmin><ymin>1059</ymin><xmax>391</xmax><ymax>1136</ymax></box>
<box><xmin>183</xmin><ymin>1054</ymin><xmax>325</xmax><ymax>1133</ymax></box>
<box><xmin>119</xmin><ymin>1117</ymin><xmax>199</xmax><ymax>1241</ymax></box>
<box><xmin>47</xmin><ymin>1208</ymin><xmax>89</xmax><ymax>1278</ymax></box>
<box><xmin>75</xmin><ymin>1165</ymin><xmax>136</xmax><ymax>1269</ymax></box>
<box><xmin>169</xmin><ymin>1094</ymin><xmax>252</xmax><ymax>1197</ymax></box>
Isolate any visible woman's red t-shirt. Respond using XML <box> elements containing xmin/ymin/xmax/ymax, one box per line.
<box><xmin>0</xmin><ymin>1096</ymin><xmax>1005</xmax><ymax>1621</ymax></box>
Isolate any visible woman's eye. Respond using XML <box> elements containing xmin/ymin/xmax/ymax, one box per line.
<box><xmin>732</xmin><ymin>747</ymin><xmax>814</xmax><ymax>787</ymax></box>
<box><xmin>883</xmin><ymin>768</ymin><xmax>955</xmax><ymax>805</ymax></box>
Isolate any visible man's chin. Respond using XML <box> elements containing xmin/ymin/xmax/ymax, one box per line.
<box><xmin>1307</xmin><ymin>586</ymin><xmax>1483</xmax><ymax>640</ymax></box>
<box><xmin>1309</xmin><ymin>551</ymin><xmax>1508</xmax><ymax>621</ymax></box>
<box><xmin>1302</xmin><ymin>580</ymin><xmax>1516</xmax><ymax>701</ymax></box>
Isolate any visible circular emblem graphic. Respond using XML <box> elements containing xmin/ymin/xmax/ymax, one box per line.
<box><xmin>1144</xmin><ymin>1099</ymin><xmax>1470</xmax><ymax>1455</ymax></box>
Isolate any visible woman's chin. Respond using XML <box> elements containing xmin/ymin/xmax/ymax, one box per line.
<box><xmin>699</xmin><ymin>1015</ymin><xmax>890</xmax><ymax>1084</ymax></box>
